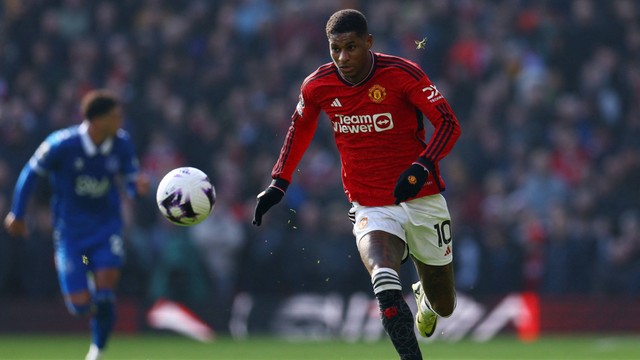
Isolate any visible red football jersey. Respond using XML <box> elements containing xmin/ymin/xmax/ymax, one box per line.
<box><xmin>272</xmin><ymin>52</ymin><xmax>461</xmax><ymax>206</ymax></box>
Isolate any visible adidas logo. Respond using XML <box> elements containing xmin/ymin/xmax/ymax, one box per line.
<box><xmin>444</xmin><ymin>245</ymin><xmax>451</xmax><ymax>256</ymax></box>
<box><xmin>331</xmin><ymin>98</ymin><xmax>342</xmax><ymax>107</ymax></box>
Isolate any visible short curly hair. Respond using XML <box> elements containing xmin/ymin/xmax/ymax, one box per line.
<box><xmin>325</xmin><ymin>9</ymin><xmax>368</xmax><ymax>38</ymax></box>
<box><xmin>81</xmin><ymin>89</ymin><xmax>120</xmax><ymax>121</ymax></box>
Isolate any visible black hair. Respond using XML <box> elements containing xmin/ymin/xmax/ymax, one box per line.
<box><xmin>325</xmin><ymin>9</ymin><xmax>368</xmax><ymax>38</ymax></box>
<box><xmin>81</xmin><ymin>89</ymin><xmax>119</xmax><ymax>121</ymax></box>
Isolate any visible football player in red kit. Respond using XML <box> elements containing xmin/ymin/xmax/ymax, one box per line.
<box><xmin>253</xmin><ymin>9</ymin><xmax>461</xmax><ymax>360</ymax></box>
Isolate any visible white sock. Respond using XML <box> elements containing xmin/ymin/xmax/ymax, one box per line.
<box><xmin>419</xmin><ymin>294</ymin><xmax>435</xmax><ymax>315</ymax></box>
<box><xmin>371</xmin><ymin>268</ymin><xmax>402</xmax><ymax>294</ymax></box>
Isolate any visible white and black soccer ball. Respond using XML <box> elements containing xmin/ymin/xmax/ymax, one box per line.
<box><xmin>156</xmin><ymin>167</ymin><xmax>216</xmax><ymax>226</ymax></box>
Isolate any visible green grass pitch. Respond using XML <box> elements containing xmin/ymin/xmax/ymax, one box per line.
<box><xmin>0</xmin><ymin>334</ymin><xmax>638</xmax><ymax>360</ymax></box>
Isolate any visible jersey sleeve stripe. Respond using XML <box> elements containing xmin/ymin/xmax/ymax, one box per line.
<box><xmin>377</xmin><ymin>58</ymin><xmax>425</xmax><ymax>81</ymax></box>
<box><xmin>273</xmin><ymin>111</ymin><xmax>299</xmax><ymax>175</ymax></box>
<box><xmin>424</xmin><ymin>103</ymin><xmax>456</xmax><ymax>161</ymax></box>
<box><xmin>424</xmin><ymin>119</ymin><xmax>453</xmax><ymax>161</ymax></box>
<box><xmin>427</xmin><ymin>103</ymin><xmax>456</xmax><ymax>159</ymax></box>
<box><xmin>29</xmin><ymin>158</ymin><xmax>47</xmax><ymax>176</ymax></box>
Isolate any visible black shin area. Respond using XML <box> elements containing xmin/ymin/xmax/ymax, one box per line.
<box><xmin>376</xmin><ymin>290</ymin><xmax>422</xmax><ymax>360</ymax></box>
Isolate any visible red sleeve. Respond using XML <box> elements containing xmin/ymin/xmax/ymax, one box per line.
<box><xmin>271</xmin><ymin>88</ymin><xmax>321</xmax><ymax>183</ymax></box>
<box><xmin>408</xmin><ymin>78</ymin><xmax>461</xmax><ymax>165</ymax></box>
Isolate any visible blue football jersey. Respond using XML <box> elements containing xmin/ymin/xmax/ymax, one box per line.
<box><xmin>11</xmin><ymin>122</ymin><xmax>141</xmax><ymax>242</ymax></box>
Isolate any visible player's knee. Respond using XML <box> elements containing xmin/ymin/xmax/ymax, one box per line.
<box><xmin>94</xmin><ymin>290</ymin><xmax>115</xmax><ymax>307</ymax></box>
<box><xmin>433</xmin><ymin>295</ymin><xmax>456</xmax><ymax>318</ymax></box>
<box><xmin>65</xmin><ymin>301</ymin><xmax>91</xmax><ymax>317</ymax></box>
<box><xmin>434</xmin><ymin>303</ymin><xmax>454</xmax><ymax>318</ymax></box>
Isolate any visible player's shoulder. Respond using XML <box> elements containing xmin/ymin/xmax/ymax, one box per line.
<box><xmin>113</xmin><ymin>129</ymin><xmax>134</xmax><ymax>149</ymax></box>
<box><xmin>115</xmin><ymin>128</ymin><xmax>131</xmax><ymax>140</ymax></box>
<box><xmin>375</xmin><ymin>52</ymin><xmax>426</xmax><ymax>81</ymax></box>
<box><xmin>47</xmin><ymin>125</ymin><xmax>81</xmax><ymax>146</ymax></box>
<box><xmin>301</xmin><ymin>62</ymin><xmax>337</xmax><ymax>89</ymax></box>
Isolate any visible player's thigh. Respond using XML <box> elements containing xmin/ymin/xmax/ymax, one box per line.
<box><xmin>90</xmin><ymin>233</ymin><xmax>125</xmax><ymax>289</ymax></box>
<box><xmin>351</xmin><ymin>203</ymin><xmax>409</xmax><ymax>273</ymax></box>
<box><xmin>54</xmin><ymin>240</ymin><xmax>90</xmax><ymax>297</ymax></box>
<box><xmin>358</xmin><ymin>230</ymin><xmax>406</xmax><ymax>274</ymax></box>
<box><xmin>94</xmin><ymin>268</ymin><xmax>121</xmax><ymax>290</ymax></box>
<box><xmin>57</xmin><ymin>231</ymin><xmax>124</xmax><ymax>292</ymax></box>
<box><xmin>92</xmin><ymin>233</ymin><xmax>126</xmax><ymax>266</ymax></box>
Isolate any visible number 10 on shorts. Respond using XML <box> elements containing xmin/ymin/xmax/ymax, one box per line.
<box><xmin>434</xmin><ymin>220</ymin><xmax>452</xmax><ymax>247</ymax></box>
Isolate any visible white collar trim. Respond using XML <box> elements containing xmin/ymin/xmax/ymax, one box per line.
<box><xmin>79</xmin><ymin>121</ymin><xmax>113</xmax><ymax>156</ymax></box>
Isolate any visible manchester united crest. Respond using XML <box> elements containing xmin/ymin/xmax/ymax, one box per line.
<box><xmin>368</xmin><ymin>84</ymin><xmax>386</xmax><ymax>103</ymax></box>
<box><xmin>358</xmin><ymin>217</ymin><xmax>369</xmax><ymax>230</ymax></box>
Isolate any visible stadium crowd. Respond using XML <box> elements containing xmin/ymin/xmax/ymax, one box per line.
<box><xmin>1</xmin><ymin>0</ymin><xmax>639</xmax><ymax>330</ymax></box>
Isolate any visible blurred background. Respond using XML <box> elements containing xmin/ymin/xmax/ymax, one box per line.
<box><xmin>0</xmin><ymin>0</ymin><xmax>639</xmax><ymax>341</ymax></box>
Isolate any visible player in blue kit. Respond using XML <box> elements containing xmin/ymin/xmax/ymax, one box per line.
<box><xmin>4</xmin><ymin>89</ymin><xmax>150</xmax><ymax>360</ymax></box>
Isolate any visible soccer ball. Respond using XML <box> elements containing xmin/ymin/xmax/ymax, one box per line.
<box><xmin>156</xmin><ymin>167</ymin><xmax>216</xmax><ymax>226</ymax></box>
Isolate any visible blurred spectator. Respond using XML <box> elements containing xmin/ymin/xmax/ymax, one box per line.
<box><xmin>190</xmin><ymin>197</ymin><xmax>246</xmax><ymax>332</ymax></box>
<box><xmin>146</xmin><ymin>220</ymin><xmax>210</xmax><ymax>308</ymax></box>
<box><xmin>594</xmin><ymin>210</ymin><xmax>640</xmax><ymax>295</ymax></box>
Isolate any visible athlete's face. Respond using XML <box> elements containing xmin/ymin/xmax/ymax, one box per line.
<box><xmin>329</xmin><ymin>31</ymin><xmax>373</xmax><ymax>84</ymax></box>
<box><xmin>98</xmin><ymin>105</ymin><xmax>123</xmax><ymax>137</ymax></box>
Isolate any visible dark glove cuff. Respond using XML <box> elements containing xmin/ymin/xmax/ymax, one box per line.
<box><xmin>270</xmin><ymin>178</ymin><xmax>290</xmax><ymax>193</ymax></box>
<box><xmin>412</xmin><ymin>156</ymin><xmax>433</xmax><ymax>173</ymax></box>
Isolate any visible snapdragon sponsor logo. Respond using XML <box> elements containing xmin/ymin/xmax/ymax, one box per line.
<box><xmin>332</xmin><ymin>113</ymin><xmax>394</xmax><ymax>134</ymax></box>
<box><xmin>422</xmin><ymin>85</ymin><xmax>444</xmax><ymax>103</ymax></box>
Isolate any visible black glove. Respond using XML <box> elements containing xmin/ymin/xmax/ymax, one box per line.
<box><xmin>393</xmin><ymin>163</ymin><xmax>428</xmax><ymax>205</ymax></box>
<box><xmin>253</xmin><ymin>179</ymin><xmax>289</xmax><ymax>226</ymax></box>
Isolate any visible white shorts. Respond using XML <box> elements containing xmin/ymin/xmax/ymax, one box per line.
<box><xmin>350</xmin><ymin>194</ymin><xmax>453</xmax><ymax>266</ymax></box>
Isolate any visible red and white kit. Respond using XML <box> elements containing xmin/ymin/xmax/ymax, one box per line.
<box><xmin>273</xmin><ymin>51</ymin><xmax>461</xmax><ymax>206</ymax></box>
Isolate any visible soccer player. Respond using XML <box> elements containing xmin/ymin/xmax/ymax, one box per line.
<box><xmin>4</xmin><ymin>89</ymin><xmax>150</xmax><ymax>360</ymax></box>
<box><xmin>253</xmin><ymin>9</ymin><xmax>461</xmax><ymax>360</ymax></box>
